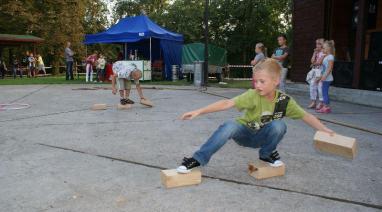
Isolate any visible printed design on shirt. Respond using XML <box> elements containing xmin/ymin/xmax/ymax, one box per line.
<box><xmin>245</xmin><ymin>93</ymin><xmax>289</xmax><ymax>130</ymax></box>
<box><xmin>113</xmin><ymin>62</ymin><xmax>137</xmax><ymax>79</ymax></box>
<box><xmin>246</xmin><ymin>111</ymin><xmax>273</xmax><ymax>130</ymax></box>
<box><xmin>275</xmin><ymin>49</ymin><xmax>284</xmax><ymax>56</ymax></box>
<box><xmin>273</xmin><ymin>94</ymin><xmax>287</xmax><ymax>120</ymax></box>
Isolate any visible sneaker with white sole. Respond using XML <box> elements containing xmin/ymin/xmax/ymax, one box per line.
<box><xmin>176</xmin><ymin>157</ymin><xmax>200</xmax><ymax>174</ymax></box>
<box><xmin>260</xmin><ymin>151</ymin><xmax>284</xmax><ymax>167</ymax></box>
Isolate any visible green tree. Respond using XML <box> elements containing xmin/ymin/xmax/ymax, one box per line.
<box><xmin>0</xmin><ymin>0</ymin><xmax>110</xmax><ymax>74</ymax></box>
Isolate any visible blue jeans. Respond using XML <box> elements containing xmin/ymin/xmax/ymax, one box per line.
<box><xmin>66</xmin><ymin>61</ymin><xmax>73</xmax><ymax>80</ymax></box>
<box><xmin>193</xmin><ymin>120</ymin><xmax>287</xmax><ymax>166</ymax></box>
<box><xmin>322</xmin><ymin>81</ymin><xmax>331</xmax><ymax>105</ymax></box>
<box><xmin>12</xmin><ymin>66</ymin><xmax>22</xmax><ymax>78</ymax></box>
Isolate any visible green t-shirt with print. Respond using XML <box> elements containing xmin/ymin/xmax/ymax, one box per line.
<box><xmin>233</xmin><ymin>89</ymin><xmax>306</xmax><ymax>130</ymax></box>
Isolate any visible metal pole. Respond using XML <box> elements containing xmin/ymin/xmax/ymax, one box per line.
<box><xmin>124</xmin><ymin>43</ymin><xmax>128</xmax><ymax>60</ymax></box>
<box><xmin>203</xmin><ymin>0</ymin><xmax>209</xmax><ymax>87</ymax></box>
<box><xmin>150</xmin><ymin>37</ymin><xmax>152</xmax><ymax>63</ymax></box>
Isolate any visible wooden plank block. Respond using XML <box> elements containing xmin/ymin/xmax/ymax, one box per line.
<box><xmin>117</xmin><ymin>104</ymin><xmax>132</xmax><ymax>110</ymax></box>
<box><xmin>161</xmin><ymin>169</ymin><xmax>201</xmax><ymax>188</ymax></box>
<box><xmin>91</xmin><ymin>104</ymin><xmax>107</xmax><ymax>110</ymax></box>
<box><xmin>313</xmin><ymin>131</ymin><xmax>357</xmax><ymax>159</ymax></box>
<box><xmin>140</xmin><ymin>99</ymin><xmax>153</xmax><ymax>107</ymax></box>
<box><xmin>248</xmin><ymin>161</ymin><xmax>285</xmax><ymax>180</ymax></box>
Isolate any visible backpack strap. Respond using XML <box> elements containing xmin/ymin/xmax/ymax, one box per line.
<box><xmin>273</xmin><ymin>92</ymin><xmax>290</xmax><ymax>120</ymax></box>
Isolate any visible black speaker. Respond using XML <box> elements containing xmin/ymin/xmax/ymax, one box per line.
<box><xmin>360</xmin><ymin>60</ymin><xmax>382</xmax><ymax>91</ymax></box>
<box><xmin>333</xmin><ymin>61</ymin><xmax>353</xmax><ymax>88</ymax></box>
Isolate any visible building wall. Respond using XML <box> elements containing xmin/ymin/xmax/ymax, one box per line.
<box><xmin>328</xmin><ymin>0</ymin><xmax>353</xmax><ymax>61</ymax></box>
<box><xmin>291</xmin><ymin>0</ymin><xmax>327</xmax><ymax>82</ymax></box>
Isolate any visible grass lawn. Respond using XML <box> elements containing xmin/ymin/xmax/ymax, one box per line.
<box><xmin>0</xmin><ymin>75</ymin><xmax>252</xmax><ymax>89</ymax></box>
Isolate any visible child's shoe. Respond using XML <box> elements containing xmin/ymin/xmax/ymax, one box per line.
<box><xmin>315</xmin><ymin>102</ymin><xmax>323</xmax><ymax>110</ymax></box>
<box><xmin>176</xmin><ymin>157</ymin><xmax>200</xmax><ymax>174</ymax></box>
<box><xmin>126</xmin><ymin>99</ymin><xmax>135</xmax><ymax>104</ymax></box>
<box><xmin>317</xmin><ymin>106</ymin><xmax>331</xmax><ymax>113</ymax></box>
<box><xmin>120</xmin><ymin>98</ymin><xmax>127</xmax><ymax>105</ymax></box>
<box><xmin>307</xmin><ymin>102</ymin><xmax>316</xmax><ymax>109</ymax></box>
<box><xmin>260</xmin><ymin>151</ymin><xmax>284</xmax><ymax>167</ymax></box>
<box><xmin>120</xmin><ymin>98</ymin><xmax>134</xmax><ymax>105</ymax></box>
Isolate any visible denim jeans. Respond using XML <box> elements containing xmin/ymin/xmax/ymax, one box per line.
<box><xmin>321</xmin><ymin>81</ymin><xmax>331</xmax><ymax>105</ymax></box>
<box><xmin>279</xmin><ymin>68</ymin><xmax>288</xmax><ymax>92</ymax></box>
<box><xmin>193</xmin><ymin>120</ymin><xmax>287</xmax><ymax>166</ymax></box>
<box><xmin>85</xmin><ymin>63</ymin><xmax>93</xmax><ymax>82</ymax></box>
<box><xmin>66</xmin><ymin>61</ymin><xmax>73</xmax><ymax>80</ymax></box>
<box><xmin>12</xmin><ymin>66</ymin><xmax>22</xmax><ymax>78</ymax></box>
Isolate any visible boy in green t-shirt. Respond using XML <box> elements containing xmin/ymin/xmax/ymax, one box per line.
<box><xmin>176</xmin><ymin>58</ymin><xmax>334</xmax><ymax>174</ymax></box>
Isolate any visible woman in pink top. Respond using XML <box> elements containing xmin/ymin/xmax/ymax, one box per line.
<box><xmin>85</xmin><ymin>51</ymin><xmax>98</xmax><ymax>82</ymax></box>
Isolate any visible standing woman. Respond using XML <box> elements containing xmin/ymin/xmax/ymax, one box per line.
<box><xmin>250</xmin><ymin>43</ymin><xmax>266</xmax><ymax>88</ymax></box>
<box><xmin>85</xmin><ymin>51</ymin><xmax>98</xmax><ymax>82</ymax></box>
<box><xmin>317</xmin><ymin>40</ymin><xmax>335</xmax><ymax>113</ymax></box>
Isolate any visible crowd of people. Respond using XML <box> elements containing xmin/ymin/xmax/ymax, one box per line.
<box><xmin>65</xmin><ymin>42</ymin><xmax>112</xmax><ymax>83</ymax></box>
<box><xmin>0</xmin><ymin>50</ymin><xmax>46</xmax><ymax>79</ymax></box>
<box><xmin>0</xmin><ymin>41</ymin><xmax>115</xmax><ymax>82</ymax></box>
<box><xmin>250</xmin><ymin>35</ymin><xmax>335</xmax><ymax>114</ymax></box>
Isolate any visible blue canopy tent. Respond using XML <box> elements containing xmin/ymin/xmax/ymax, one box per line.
<box><xmin>84</xmin><ymin>15</ymin><xmax>183</xmax><ymax>80</ymax></box>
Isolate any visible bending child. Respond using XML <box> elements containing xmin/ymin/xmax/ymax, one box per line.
<box><xmin>111</xmin><ymin>61</ymin><xmax>148</xmax><ymax>105</ymax></box>
<box><xmin>176</xmin><ymin>58</ymin><xmax>334</xmax><ymax>173</ymax></box>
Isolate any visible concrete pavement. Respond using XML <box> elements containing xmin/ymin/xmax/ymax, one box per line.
<box><xmin>0</xmin><ymin>84</ymin><xmax>381</xmax><ymax>211</ymax></box>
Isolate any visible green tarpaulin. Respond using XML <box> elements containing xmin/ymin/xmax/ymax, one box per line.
<box><xmin>182</xmin><ymin>42</ymin><xmax>227</xmax><ymax>66</ymax></box>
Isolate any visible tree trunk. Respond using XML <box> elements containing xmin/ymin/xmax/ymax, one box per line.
<box><xmin>53</xmin><ymin>60</ymin><xmax>60</xmax><ymax>76</ymax></box>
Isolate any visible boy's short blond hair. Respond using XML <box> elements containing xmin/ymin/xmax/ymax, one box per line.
<box><xmin>131</xmin><ymin>69</ymin><xmax>142</xmax><ymax>80</ymax></box>
<box><xmin>252</xmin><ymin>58</ymin><xmax>281</xmax><ymax>79</ymax></box>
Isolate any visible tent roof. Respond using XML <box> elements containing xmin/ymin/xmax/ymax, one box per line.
<box><xmin>0</xmin><ymin>34</ymin><xmax>44</xmax><ymax>45</ymax></box>
<box><xmin>84</xmin><ymin>15</ymin><xmax>183</xmax><ymax>44</ymax></box>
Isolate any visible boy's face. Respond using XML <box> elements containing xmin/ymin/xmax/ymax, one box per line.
<box><xmin>277</xmin><ymin>37</ymin><xmax>286</xmax><ymax>46</ymax></box>
<box><xmin>254</xmin><ymin>70</ymin><xmax>279</xmax><ymax>96</ymax></box>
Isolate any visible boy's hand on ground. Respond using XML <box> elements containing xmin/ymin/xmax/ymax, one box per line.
<box><xmin>180</xmin><ymin>110</ymin><xmax>200</xmax><ymax>120</ymax></box>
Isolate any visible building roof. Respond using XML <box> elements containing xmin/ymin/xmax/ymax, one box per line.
<box><xmin>0</xmin><ymin>34</ymin><xmax>44</xmax><ymax>45</ymax></box>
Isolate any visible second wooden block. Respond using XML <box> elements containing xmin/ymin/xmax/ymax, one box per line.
<box><xmin>91</xmin><ymin>104</ymin><xmax>107</xmax><ymax>110</ymax></box>
<box><xmin>248</xmin><ymin>161</ymin><xmax>286</xmax><ymax>180</ymax></box>
<box><xmin>117</xmin><ymin>104</ymin><xmax>132</xmax><ymax>110</ymax></box>
<box><xmin>161</xmin><ymin>169</ymin><xmax>201</xmax><ymax>188</ymax></box>
<box><xmin>314</xmin><ymin>131</ymin><xmax>357</xmax><ymax>159</ymax></box>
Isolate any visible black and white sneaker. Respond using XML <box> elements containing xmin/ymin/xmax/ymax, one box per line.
<box><xmin>120</xmin><ymin>98</ymin><xmax>134</xmax><ymax>105</ymax></box>
<box><xmin>176</xmin><ymin>157</ymin><xmax>200</xmax><ymax>174</ymax></box>
<box><xmin>126</xmin><ymin>99</ymin><xmax>135</xmax><ymax>104</ymax></box>
<box><xmin>260</xmin><ymin>151</ymin><xmax>284</xmax><ymax>167</ymax></box>
<box><xmin>120</xmin><ymin>98</ymin><xmax>127</xmax><ymax>105</ymax></box>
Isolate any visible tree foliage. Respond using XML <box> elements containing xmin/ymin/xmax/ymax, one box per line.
<box><xmin>0</xmin><ymin>0</ymin><xmax>292</xmax><ymax>72</ymax></box>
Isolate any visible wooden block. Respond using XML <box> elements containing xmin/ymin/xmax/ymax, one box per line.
<box><xmin>314</xmin><ymin>131</ymin><xmax>357</xmax><ymax>159</ymax></box>
<box><xmin>161</xmin><ymin>169</ymin><xmax>201</xmax><ymax>188</ymax></box>
<box><xmin>91</xmin><ymin>104</ymin><xmax>107</xmax><ymax>110</ymax></box>
<box><xmin>140</xmin><ymin>99</ymin><xmax>153</xmax><ymax>107</ymax></box>
<box><xmin>248</xmin><ymin>161</ymin><xmax>285</xmax><ymax>180</ymax></box>
<box><xmin>117</xmin><ymin>104</ymin><xmax>132</xmax><ymax>110</ymax></box>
